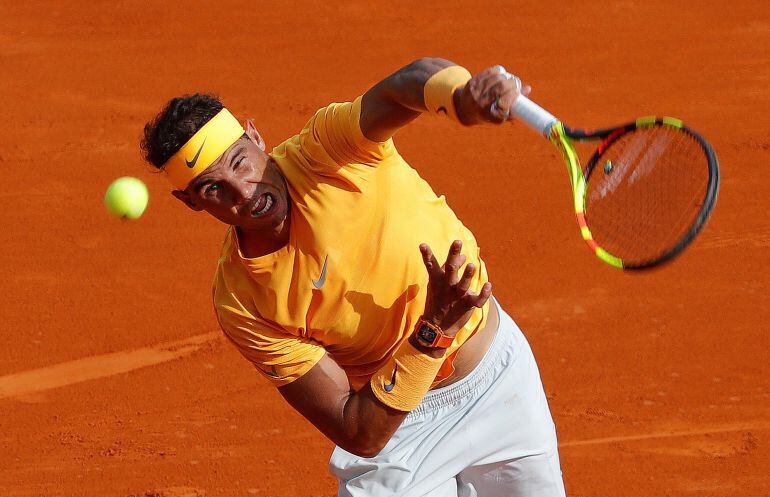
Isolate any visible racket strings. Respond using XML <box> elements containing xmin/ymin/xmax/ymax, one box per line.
<box><xmin>592</xmin><ymin>128</ymin><xmax>706</xmax><ymax>258</ymax></box>
<box><xmin>585</xmin><ymin>126</ymin><xmax>709</xmax><ymax>265</ymax></box>
<box><xmin>601</xmin><ymin>130</ymin><xmax>705</xmax><ymax>251</ymax></box>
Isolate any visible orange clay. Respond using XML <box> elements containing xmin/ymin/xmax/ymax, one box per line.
<box><xmin>0</xmin><ymin>2</ymin><xmax>768</xmax><ymax>496</ymax></box>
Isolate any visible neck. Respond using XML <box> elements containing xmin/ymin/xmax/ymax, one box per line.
<box><xmin>236</xmin><ymin>213</ymin><xmax>291</xmax><ymax>259</ymax></box>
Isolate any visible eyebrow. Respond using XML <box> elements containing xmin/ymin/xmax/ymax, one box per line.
<box><xmin>190</xmin><ymin>143</ymin><xmax>247</xmax><ymax>192</ymax></box>
<box><xmin>227</xmin><ymin>144</ymin><xmax>246</xmax><ymax>166</ymax></box>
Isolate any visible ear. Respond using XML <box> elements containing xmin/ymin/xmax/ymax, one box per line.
<box><xmin>171</xmin><ymin>189</ymin><xmax>204</xmax><ymax>211</ymax></box>
<box><xmin>245</xmin><ymin>119</ymin><xmax>266</xmax><ymax>151</ymax></box>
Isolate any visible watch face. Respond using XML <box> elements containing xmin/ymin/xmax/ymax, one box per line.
<box><xmin>419</xmin><ymin>325</ymin><xmax>437</xmax><ymax>343</ymax></box>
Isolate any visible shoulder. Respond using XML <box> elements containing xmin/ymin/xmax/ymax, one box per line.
<box><xmin>281</xmin><ymin>98</ymin><xmax>397</xmax><ymax>168</ymax></box>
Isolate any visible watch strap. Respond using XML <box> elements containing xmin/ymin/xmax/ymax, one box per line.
<box><xmin>414</xmin><ymin>318</ymin><xmax>454</xmax><ymax>349</ymax></box>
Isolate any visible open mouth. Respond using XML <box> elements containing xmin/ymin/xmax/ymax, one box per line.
<box><xmin>251</xmin><ymin>193</ymin><xmax>275</xmax><ymax>217</ymax></box>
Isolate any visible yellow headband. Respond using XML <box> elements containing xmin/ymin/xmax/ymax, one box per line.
<box><xmin>164</xmin><ymin>108</ymin><xmax>245</xmax><ymax>190</ymax></box>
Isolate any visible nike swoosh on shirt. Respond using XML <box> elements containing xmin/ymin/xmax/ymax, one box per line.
<box><xmin>384</xmin><ymin>365</ymin><xmax>397</xmax><ymax>392</ymax></box>
<box><xmin>262</xmin><ymin>365</ymin><xmax>280</xmax><ymax>378</ymax></box>
<box><xmin>185</xmin><ymin>136</ymin><xmax>207</xmax><ymax>168</ymax></box>
<box><xmin>312</xmin><ymin>255</ymin><xmax>329</xmax><ymax>289</ymax></box>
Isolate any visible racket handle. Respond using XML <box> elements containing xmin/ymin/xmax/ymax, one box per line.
<box><xmin>511</xmin><ymin>95</ymin><xmax>558</xmax><ymax>137</ymax></box>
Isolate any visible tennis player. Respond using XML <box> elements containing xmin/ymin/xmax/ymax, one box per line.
<box><xmin>141</xmin><ymin>58</ymin><xmax>566</xmax><ymax>497</ymax></box>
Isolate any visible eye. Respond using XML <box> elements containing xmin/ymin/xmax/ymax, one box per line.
<box><xmin>204</xmin><ymin>183</ymin><xmax>220</xmax><ymax>195</ymax></box>
<box><xmin>233</xmin><ymin>156</ymin><xmax>245</xmax><ymax>170</ymax></box>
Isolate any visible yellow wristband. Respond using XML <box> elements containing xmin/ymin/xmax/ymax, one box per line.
<box><xmin>370</xmin><ymin>339</ymin><xmax>446</xmax><ymax>412</ymax></box>
<box><xmin>423</xmin><ymin>66</ymin><xmax>472</xmax><ymax>123</ymax></box>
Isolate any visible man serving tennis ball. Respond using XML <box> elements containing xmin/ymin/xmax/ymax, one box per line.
<box><xmin>141</xmin><ymin>59</ymin><xmax>565</xmax><ymax>497</ymax></box>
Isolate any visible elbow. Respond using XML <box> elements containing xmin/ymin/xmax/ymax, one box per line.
<box><xmin>337</xmin><ymin>427</ymin><xmax>390</xmax><ymax>458</ymax></box>
<box><xmin>336</xmin><ymin>392</ymin><xmax>402</xmax><ymax>458</ymax></box>
<box><xmin>409</xmin><ymin>56</ymin><xmax>437</xmax><ymax>68</ymax></box>
<box><xmin>339</xmin><ymin>438</ymin><xmax>388</xmax><ymax>459</ymax></box>
<box><xmin>407</xmin><ymin>57</ymin><xmax>448</xmax><ymax>73</ymax></box>
<box><xmin>410</xmin><ymin>56</ymin><xmax>448</xmax><ymax>66</ymax></box>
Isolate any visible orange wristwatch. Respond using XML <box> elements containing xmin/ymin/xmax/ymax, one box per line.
<box><xmin>413</xmin><ymin>318</ymin><xmax>454</xmax><ymax>349</ymax></box>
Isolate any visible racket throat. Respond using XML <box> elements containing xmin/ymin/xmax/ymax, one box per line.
<box><xmin>549</xmin><ymin>123</ymin><xmax>586</xmax><ymax>211</ymax></box>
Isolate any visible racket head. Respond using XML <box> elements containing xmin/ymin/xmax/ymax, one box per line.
<box><xmin>554</xmin><ymin>118</ymin><xmax>719</xmax><ymax>270</ymax></box>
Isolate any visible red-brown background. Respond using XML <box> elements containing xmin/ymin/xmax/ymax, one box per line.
<box><xmin>1</xmin><ymin>1</ymin><xmax>768</xmax><ymax>496</ymax></box>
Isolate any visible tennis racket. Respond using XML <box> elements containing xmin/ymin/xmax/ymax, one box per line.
<box><xmin>510</xmin><ymin>95</ymin><xmax>720</xmax><ymax>270</ymax></box>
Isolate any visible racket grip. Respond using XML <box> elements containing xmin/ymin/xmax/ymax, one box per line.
<box><xmin>511</xmin><ymin>96</ymin><xmax>558</xmax><ymax>137</ymax></box>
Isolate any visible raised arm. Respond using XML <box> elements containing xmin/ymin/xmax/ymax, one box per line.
<box><xmin>360</xmin><ymin>57</ymin><xmax>529</xmax><ymax>142</ymax></box>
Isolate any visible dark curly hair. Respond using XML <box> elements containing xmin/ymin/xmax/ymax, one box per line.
<box><xmin>141</xmin><ymin>93</ymin><xmax>224</xmax><ymax>169</ymax></box>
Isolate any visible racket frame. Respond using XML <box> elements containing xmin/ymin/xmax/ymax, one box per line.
<box><xmin>512</xmin><ymin>96</ymin><xmax>719</xmax><ymax>270</ymax></box>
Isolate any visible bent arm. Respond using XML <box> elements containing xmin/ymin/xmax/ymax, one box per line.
<box><xmin>360</xmin><ymin>58</ymin><xmax>529</xmax><ymax>141</ymax></box>
<box><xmin>360</xmin><ymin>57</ymin><xmax>458</xmax><ymax>142</ymax></box>
<box><xmin>278</xmin><ymin>352</ymin><xmax>407</xmax><ymax>458</ymax></box>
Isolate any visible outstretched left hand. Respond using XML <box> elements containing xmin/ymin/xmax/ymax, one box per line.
<box><xmin>454</xmin><ymin>65</ymin><xmax>532</xmax><ymax>126</ymax></box>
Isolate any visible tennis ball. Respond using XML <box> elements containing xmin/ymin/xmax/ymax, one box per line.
<box><xmin>105</xmin><ymin>177</ymin><xmax>149</xmax><ymax>219</ymax></box>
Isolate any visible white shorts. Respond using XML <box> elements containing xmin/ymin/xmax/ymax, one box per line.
<box><xmin>330</xmin><ymin>299</ymin><xmax>566</xmax><ymax>497</ymax></box>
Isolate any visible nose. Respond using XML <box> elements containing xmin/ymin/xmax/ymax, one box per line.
<box><xmin>231</xmin><ymin>180</ymin><xmax>255</xmax><ymax>204</ymax></box>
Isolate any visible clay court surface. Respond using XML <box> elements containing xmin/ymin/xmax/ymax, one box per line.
<box><xmin>1</xmin><ymin>1</ymin><xmax>768</xmax><ymax>495</ymax></box>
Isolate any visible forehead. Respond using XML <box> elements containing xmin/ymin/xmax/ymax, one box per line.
<box><xmin>188</xmin><ymin>137</ymin><xmax>250</xmax><ymax>184</ymax></box>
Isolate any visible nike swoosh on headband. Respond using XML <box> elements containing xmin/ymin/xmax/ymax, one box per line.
<box><xmin>185</xmin><ymin>136</ymin><xmax>207</xmax><ymax>169</ymax></box>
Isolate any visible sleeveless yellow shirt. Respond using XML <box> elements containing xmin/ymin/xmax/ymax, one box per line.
<box><xmin>213</xmin><ymin>96</ymin><xmax>489</xmax><ymax>390</ymax></box>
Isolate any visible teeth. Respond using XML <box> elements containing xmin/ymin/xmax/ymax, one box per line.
<box><xmin>254</xmin><ymin>194</ymin><xmax>273</xmax><ymax>216</ymax></box>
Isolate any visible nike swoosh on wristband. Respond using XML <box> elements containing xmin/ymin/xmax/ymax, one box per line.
<box><xmin>312</xmin><ymin>255</ymin><xmax>329</xmax><ymax>289</ymax></box>
<box><xmin>384</xmin><ymin>365</ymin><xmax>397</xmax><ymax>392</ymax></box>
<box><xmin>185</xmin><ymin>137</ymin><xmax>207</xmax><ymax>168</ymax></box>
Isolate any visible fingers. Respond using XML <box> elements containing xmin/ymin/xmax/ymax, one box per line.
<box><xmin>422</xmin><ymin>240</ymin><xmax>491</xmax><ymax>307</ymax></box>
<box><xmin>479</xmin><ymin>75</ymin><xmax>511</xmax><ymax>114</ymax></box>
<box><xmin>467</xmin><ymin>67</ymin><xmax>507</xmax><ymax>104</ymax></box>
<box><xmin>470</xmin><ymin>281</ymin><xmax>493</xmax><ymax>308</ymax></box>
<box><xmin>420</xmin><ymin>239</ymin><xmax>493</xmax><ymax>334</ymax></box>
<box><xmin>457</xmin><ymin>263</ymin><xmax>476</xmax><ymax>293</ymax></box>
<box><xmin>477</xmin><ymin>67</ymin><xmax>509</xmax><ymax>100</ymax></box>
<box><xmin>505</xmin><ymin>84</ymin><xmax>533</xmax><ymax>122</ymax></box>
<box><xmin>476</xmin><ymin>65</ymin><xmax>526</xmax><ymax>124</ymax></box>
<box><xmin>420</xmin><ymin>243</ymin><xmax>443</xmax><ymax>281</ymax></box>
<box><xmin>488</xmin><ymin>81</ymin><xmax>514</xmax><ymax>122</ymax></box>
<box><xmin>443</xmin><ymin>240</ymin><xmax>466</xmax><ymax>285</ymax></box>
